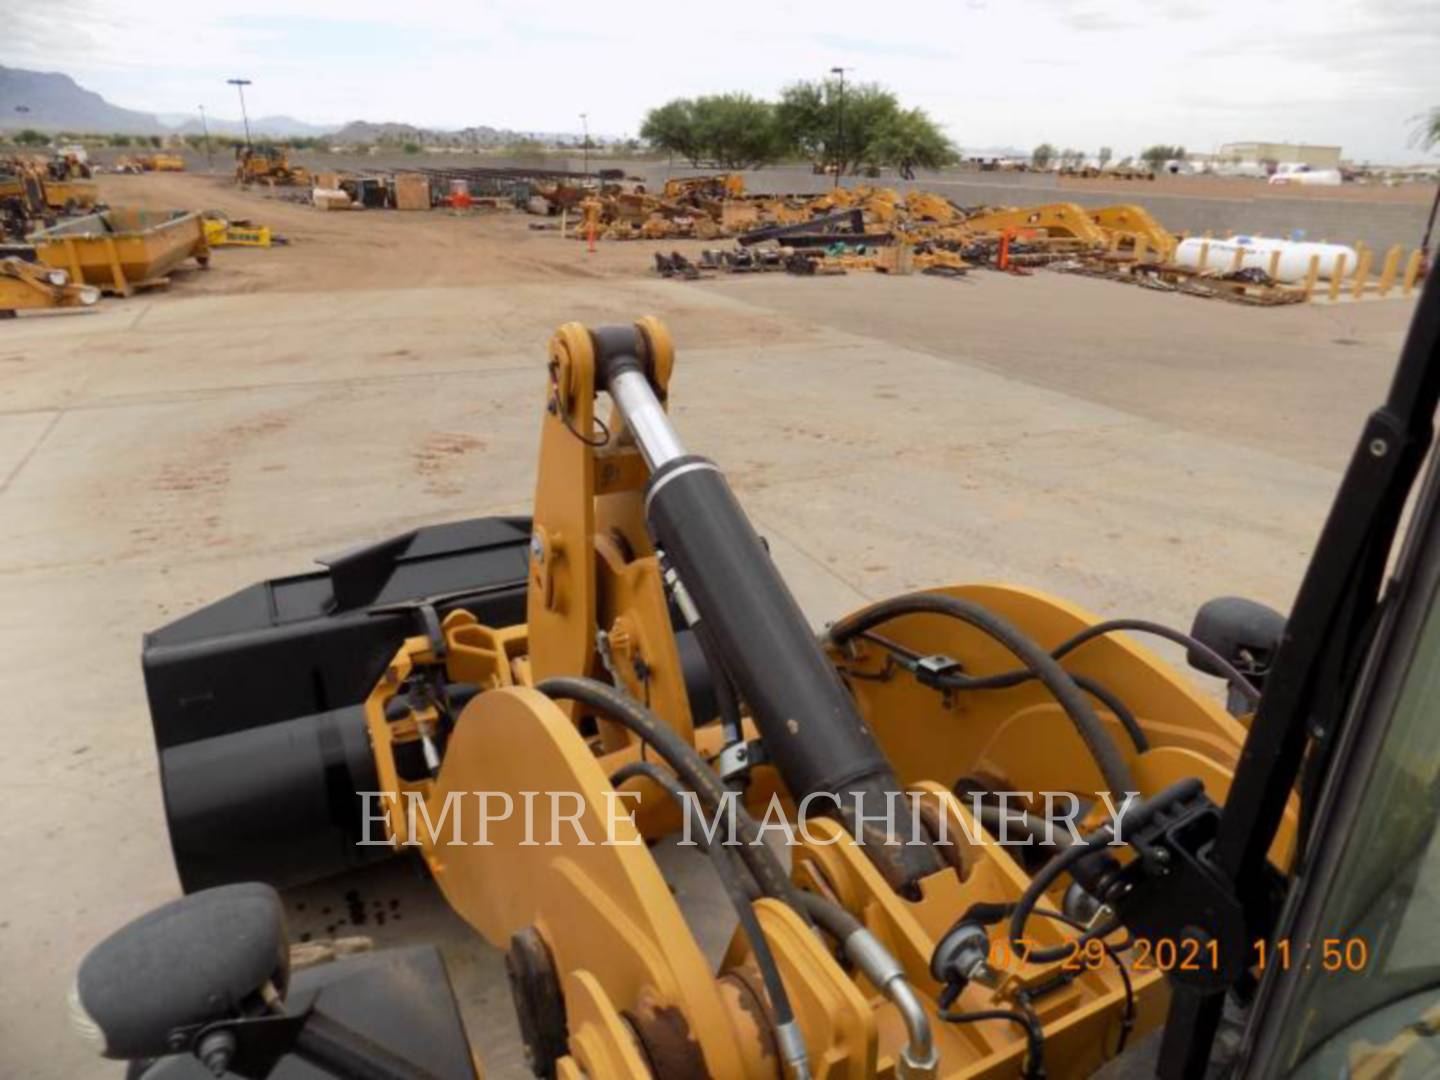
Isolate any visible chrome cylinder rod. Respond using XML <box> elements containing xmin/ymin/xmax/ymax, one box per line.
<box><xmin>607</xmin><ymin>367</ymin><xmax>686</xmax><ymax>471</ymax></box>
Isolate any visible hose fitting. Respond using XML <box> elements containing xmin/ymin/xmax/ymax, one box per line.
<box><xmin>844</xmin><ymin>928</ymin><xmax>938</xmax><ymax>1076</ymax></box>
<box><xmin>774</xmin><ymin>1019</ymin><xmax>811</xmax><ymax>1079</ymax></box>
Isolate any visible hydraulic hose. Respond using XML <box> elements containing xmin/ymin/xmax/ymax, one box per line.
<box><xmin>610</xmin><ymin>757</ymin><xmax>935</xmax><ymax>1076</ymax></box>
<box><xmin>535</xmin><ymin>676</ymin><xmax>810</xmax><ymax>919</ymax></box>
<box><xmin>974</xmin><ymin>804</ymin><xmax>1079</xmax><ymax>848</ymax></box>
<box><xmin>938</xmin><ymin>1007</ymin><xmax>1044</xmax><ymax>1079</ymax></box>
<box><xmin>859</xmin><ymin>630</ymin><xmax>1149</xmax><ymax>754</ymax></box>
<box><xmin>610</xmin><ymin>760</ymin><xmax>809</xmax><ymax>1080</ymax></box>
<box><xmin>1008</xmin><ymin>778</ymin><xmax>1203</xmax><ymax>963</ymax></box>
<box><xmin>905</xmin><ymin>617</ymin><xmax>1260</xmax><ymax>707</ymax></box>
<box><xmin>828</xmin><ymin>593</ymin><xmax>1136</xmax><ymax>798</ymax></box>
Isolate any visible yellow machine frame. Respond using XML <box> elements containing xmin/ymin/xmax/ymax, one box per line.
<box><xmin>0</xmin><ymin>257</ymin><xmax>101</xmax><ymax>317</ymax></box>
<box><xmin>960</xmin><ymin>204</ymin><xmax>1109</xmax><ymax>249</ymax></box>
<box><xmin>357</xmin><ymin>318</ymin><xmax>1293</xmax><ymax>1078</ymax></box>
<box><xmin>1087</xmin><ymin>206</ymin><xmax>1177</xmax><ymax>260</ymax></box>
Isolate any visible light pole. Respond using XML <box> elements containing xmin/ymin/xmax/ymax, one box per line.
<box><xmin>829</xmin><ymin>67</ymin><xmax>849</xmax><ymax>188</ymax></box>
<box><xmin>226</xmin><ymin>78</ymin><xmax>253</xmax><ymax>148</ymax></box>
<box><xmin>198</xmin><ymin>105</ymin><xmax>214</xmax><ymax>171</ymax></box>
<box><xmin>580</xmin><ymin>113</ymin><xmax>590</xmax><ymax>177</ymax></box>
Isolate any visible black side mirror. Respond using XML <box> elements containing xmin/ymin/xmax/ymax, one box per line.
<box><xmin>74</xmin><ymin>883</ymin><xmax>289</xmax><ymax>1060</ymax></box>
<box><xmin>1189</xmin><ymin>596</ymin><xmax>1287</xmax><ymax>715</ymax></box>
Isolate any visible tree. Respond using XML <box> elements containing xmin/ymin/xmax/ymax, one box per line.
<box><xmin>1140</xmin><ymin>144</ymin><xmax>1185</xmax><ymax>170</ymax></box>
<box><xmin>506</xmin><ymin>136</ymin><xmax>548</xmax><ymax>158</ymax></box>
<box><xmin>108</xmin><ymin>134</ymin><xmax>132</xmax><ymax>147</ymax></box>
<box><xmin>865</xmin><ymin>107</ymin><xmax>956</xmax><ymax>178</ymax></box>
<box><xmin>641</xmin><ymin>95</ymin><xmax>782</xmax><ymax>169</ymax></box>
<box><xmin>776</xmin><ymin>79</ymin><xmax>904</xmax><ymax>176</ymax></box>
<box><xmin>692</xmin><ymin>94</ymin><xmax>782</xmax><ymax>169</ymax></box>
<box><xmin>640</xmin><ymin>99</ymin><xmax>705</xmax><ymax>166</ymax></box>
<box><xmin>1098</xmin><ymin>146</ymin><xmax>1113</xmax><ymax>168</ymax></box>
<box><xmin>402</xmin><ymin>142</ymin><xmax>421</xmax><ymax>155</ymax></box>
<box><xmin>1411</xmin><ymin>107</ymin><xmax>1440</xmax><ymax>150</ymax></box>
<box><xmin>1031</xmin><ymin>143</ymin><xmax>1056</xmax><ymax>169</ymax></box>
<box><xmin>14</xmin><ymin>129</ymin><xmax>48</xmax><ymax>147</ymax></box>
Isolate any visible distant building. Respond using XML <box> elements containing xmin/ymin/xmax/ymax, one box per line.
<box><xmin>1218</xmin><ymin>142</ymin><xmax>1342</xmax><ymax>169</ymax></box>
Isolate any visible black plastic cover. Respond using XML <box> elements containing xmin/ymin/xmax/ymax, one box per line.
<box><xmin>77</xmin><ymin>884</ymin><xmax>289</xmax><ymax>1060</ymax></box>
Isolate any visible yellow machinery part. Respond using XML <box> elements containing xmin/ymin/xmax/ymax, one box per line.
<box><xmin>1088</xmin><ymin>205</ymin><xmax>1177</xmax><ymax>260</ymax></box>
<box><xmin>904</xmin><ymin>191</ymin><xmax>961</xmax><ymax>224</ymax></box>
<box><xmin>140</xmin><ymin>153</ymin><xmax>186</xmax><ymax>172</ymax></box>
<box><xmin>202</xmin><ymin>216</ymin><xmax>273</xmax><ymax>248</ymax></box>
<box><xmin>662</xmin><ymin>174</ymin><xmax>746</xmax><ymax>201</ymax></box>
<box><xmin>0</xmin><ymin>258</ymin><xmax>101</xmax><ymax>316</ymax></box>
<box><xmin>961</xmin><ymin>203</ymin><xmax>1109</xmax><ymax>247</ymax></box>
<box><xmin>355</xmin><ymin>317</ymin><xmax>1297</xmax><ymax>1079</ymax></box>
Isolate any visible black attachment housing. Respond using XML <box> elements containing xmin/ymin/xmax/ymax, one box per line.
<box><xmin>1105</xmin><ymin>787</ymin><xmax>1274</xmax><ymax>994</ymax></box>
<box><xmin>143</xmin><ymin>518</ymin><xmax>532</xmax><ymax>890</ymax></box>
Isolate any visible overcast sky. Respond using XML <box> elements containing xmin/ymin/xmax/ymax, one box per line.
<box><xmin>6</xmin><ymin>0</ymin><xmax>1438</xmax><ymax>161</ymax></box>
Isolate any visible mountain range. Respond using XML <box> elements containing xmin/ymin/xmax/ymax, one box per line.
<box><xmin>1</xmin><ymin>66</ymin><xmax>564</xmax><ymax>145</ymax></box>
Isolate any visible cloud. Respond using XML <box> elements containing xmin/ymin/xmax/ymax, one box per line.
<box><xmin>1060</xmin><ymin>10</ymin><xmax>1136</xmax><ymax>32</ymax></box>
<box><xmin>2</xmin><ymin>0</ymin><xmax>1435</xmax><ymax>159</ymax></box>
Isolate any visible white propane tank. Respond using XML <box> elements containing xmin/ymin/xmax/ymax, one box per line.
<box><xmin>1174</xmin><ymin>236</ymin><xmax>1359</xmax><ymax>283</ymax></box>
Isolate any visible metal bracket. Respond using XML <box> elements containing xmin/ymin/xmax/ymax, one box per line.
<box><xmin>715</xmin><ymin>738</ymin><xmax>767</xmax><ymax>783</ymax></box>
<box><xmin>912</xmin><ymin>653</ymin><xmax>964</xmax><ymax>688</ymax></box>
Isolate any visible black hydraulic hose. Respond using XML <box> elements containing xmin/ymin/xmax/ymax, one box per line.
<box><xmin>829</xmin><ymin>593</ymin><xmax>1135</xmax><ymax>798</ymax></box>
<box><xmin>939</xmin><ymin>1008</ymin><xmax>1045</xmax><ymax>1079</ymax></box>
<box><xmin>1028</xmin><ymin>907</ymin><xmax>1135</xmax><ymax>1055</ymax></box>
<box><xmin>974</xmin><ymin>804</ymin><xmax>1079</xmax><ymax>848</ymax></box>
<box><xmin>536</xmin><ymin>676</ymin><xmax>810</xmax><ymax>919</ymax></box>
<box><xmin>1070</xmin><ymin>673</ymin><xmax>1150</xmax><ymax>753</ymax></box>
<box><xmin>1008</xmin><ymin>778</ymin><xmax>1203</xmax><ymax>963</ymax></box>
<box><xmin>617</xmin><ymin>760</ymin><xmax>866</xmax><ymax>949</ymax></box>
<box><xmin>609</xmin><ymin>760</ymin><xmax>797</xmax><ymax>1034</ymax></box>
<box><xmin>927</xmin><ymin>618</ymin><xmax>1260</xmax><ymax>707</ymax></box>
<box><xmin>866</xmin><ymin>629</ymin><xmax>1148</xmax><ymax>754</ymax></box>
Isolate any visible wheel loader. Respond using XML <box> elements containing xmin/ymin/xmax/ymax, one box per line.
<box><xmin>74</xmin><ymin>273</ymin><xmax>1440</xmax><ymax>1079</ymax></box>
<box><xmin>235</xmin><ymin>144</ymin><xmax>312</xmax><ymax>187</ymax></box>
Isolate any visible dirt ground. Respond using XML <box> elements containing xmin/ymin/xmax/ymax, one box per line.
<box><xmin>0</xmin><ymin>172</ymin><xmax>1423</xmax><ymax>1079</ymax></box>
<box><xmin>92</xmin><ymin>171</ymin><xmax>718</xmax><ymax>292</ymax></box>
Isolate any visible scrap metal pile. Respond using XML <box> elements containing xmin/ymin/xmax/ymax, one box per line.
<box><xmin>616</xmin><ymin>175</ymin><xmax>1309</xmax><ymax>302</ymax></box>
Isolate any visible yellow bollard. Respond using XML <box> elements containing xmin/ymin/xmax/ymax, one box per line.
<box><xmin>1268</xmin><ymin>249</ymin><xmax>1282</xmax><ymax>281</ymax></box>
<box><xmin>1198</xmin><ymin>241</ymin><xmax>1209</xmax><ymax>270</ymax></box>
<box><xmin>1351</xmin><ymin>249</ymin><xmax>1372</xmax><ymax>299</ymax></box>
<box><xmin>1231</xmin><ymin>246</ymin><xmax>1245</xmax><ymax>272</ymax></box>
<box><xmin>1377</xmin><ymin>245</ymin><xmax>1401</xmax><ymax>298</ymax></box>
<box><xmin>1403</xmin><ymin>250</ymin><xmax>1423</xmax><ymax>296</ymax></box>
<box><xmin>1135</xmin><ymin>235</ymin><xmax>1148</xmax><ymax>263</ymax></box>
<box><xmin>1303</xmin><ymin>254</ymin><xmax>1320</xmax><ymax>301</ymax></box>
<box><xmin>1328</xmin><ymin>253</ymin><xmax>1348</xmax><ymax>301</ymax></box>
